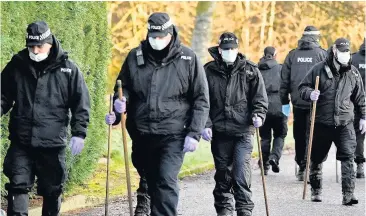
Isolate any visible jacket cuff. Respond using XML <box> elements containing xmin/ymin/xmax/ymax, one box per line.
<box><xmin>187</xmin><ymin>132</ymin><xmax>201</xmax><ymax>142</ymax></box>
<box><xmin>304</xmin><ymin>89</ymin><xmax>313</xmax><ymax>102</ymax></box>
<box><xmin>72</xmin><ymin>133</ymin><xmax>86</xmax><ymax>139</ymax></box>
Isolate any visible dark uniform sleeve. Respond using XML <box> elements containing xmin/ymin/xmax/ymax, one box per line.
<box><xmin>187</xmin><ymin>54</ymin><xmax>210</xmax><ymax>141</ymax></box>
<box><xmin>69</xmin><ymin>65</ymin><xmax>91</xmax><ymax>139</ymax></box>
<box><xmin>249</xmin><ymin>66</ymin><xmax>268</xmax><ymax>121</ymax></box>
<box><xmin>351</xmin><ymin>70</ymin><xmax>366</xmax><ymax>119</ymax></box>
<box><xmin>280</xmin><ymin>52</ymin><xmax>292</xmax><ymax>105</ymax></box>
<box><xmin>298</xmin><ymin>67</ymin><xmax>316</xmax><ymax>102</ymax></box>
<box><xmin>205</xmin><ymin>116</ymin><xmax>213</xmax><ymax>128</ymax></box>
<box><xmin>1</xmin><ymin>60</ymin><xmax>15</xmax><ymax>116</ymax></box>
<box><xmin>112</xmin><ymin>55</ymin><xmax>131</xmax><ymax>126</ymax></box>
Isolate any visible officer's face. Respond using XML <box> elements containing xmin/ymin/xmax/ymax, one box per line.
<box><xmin>28</xmin><ymin>43</ymin><xmax>52</xmax><ymax>54</ymax></box>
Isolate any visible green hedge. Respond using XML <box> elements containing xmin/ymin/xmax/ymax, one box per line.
<box><xmin>0</xmin><ymin>2</ymin><xmax>111</xmax><ymax>196</ymax></box>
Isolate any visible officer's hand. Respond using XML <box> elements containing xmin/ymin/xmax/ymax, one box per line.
<box><xmin>282</xmin><ymin>104</ymin><xmax>291</xmax><ymax>117</ymax></box>
<box><xmin>201</xmin><ymin>128</ymin><xmax>212</xmax><ymax>141</ymax></box>
<box><xmin>183</xmin><ymin>136</ymin><xmax>198</xmax><ymax>153</ymax></box>
<box><xmin>114</xmin><ymin>97</ymin><xmax>126</xmax><ymax>114</ymax></box>
<box><xmin>105</xmin><ymin>112</ymin><xmax>116</xmax><ymax>125</ymax></box>
<box><xmin>310</xmin><ymin>90</ymin><xmax>320</xmax><ymax>101</ymax></box>
<box><xmin>69</xmin><ymin>137</ymin><xmax>85</xmax><ymax>156</ymax></box>
<box><xmin>360</xmin><ymin>119</ymin><xmax>366</xmax><ymax>134</ymax></box>
<box><xmin>252</xmin><ymin>115</ymin><xmax>263</xmax><ymax>128</ymax></box>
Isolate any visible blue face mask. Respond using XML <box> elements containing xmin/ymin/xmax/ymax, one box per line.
<box><xmin>221</xmin><ymin>49</ymin><xmax>238</xmax><ymax>63</ymax></box>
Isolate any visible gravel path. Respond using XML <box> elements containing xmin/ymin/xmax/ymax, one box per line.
<box><xmin>65</xmin><ymin>146</ymin><xmax>365</xmax><ymax>216</ymax></box>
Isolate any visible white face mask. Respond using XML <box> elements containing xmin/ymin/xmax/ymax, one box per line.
<box><xmin>148</xmin><ymin>37</ymin><xmax>170</xmax><ymax>51</ymax></box>
<box><xmin>28</xmin><ymin>48</ymin><xmax>49</xmax><ymax>62</ymax></box>
<box><xmin>336</xmin><ymin>50</ymin><xmax>351</xmax><ymax>65</ymax></box>
<box><xmin>221</xmin><ymin>49</ymin><xmax>238</xmax><ymax>63</ymax></box>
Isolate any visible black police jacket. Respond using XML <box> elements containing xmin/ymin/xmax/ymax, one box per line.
<box><xmin>299</xmin><ymin>50</ymin><xmax>366</xmax><ymax>126</ymax></box>
<box><xmin>1</xmin><ymin>36</ymin><xmax>90</xmax><ymax>147</ymax></box>
<box><xmin>113</xmin><ymin>26</ymin><xmax>209</xmax><ymax>141</ymax></box>
<box><xmin>204</xmin><ymin>46</ymin><xmax>268</xmax><ymax>136</ymax></box>
<box><xmin>280</xmin><ymin>36</ymin><xmax>327</xmax><ymax>109</ymax></box>
<box><xmin>258</xmin><ymin>57</ymin><xmax>283</xmax><ymax>117</ymax></box>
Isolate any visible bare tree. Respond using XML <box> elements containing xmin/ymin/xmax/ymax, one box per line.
<box><xmin>191</xmin><ymin>1</ymin><xmax>216</xmax><ymax>63</ymax></box>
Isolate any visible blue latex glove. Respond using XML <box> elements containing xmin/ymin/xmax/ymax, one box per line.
<box><xmin>105</xmin><ymin>112</ymin><xmax>116</xmax><ymax>125</ymax></box>
<box><xmin>69</xmin><ymin>137</ymin><xmax>85</xmax><ymax>156</ymax></box>
<box><xmin>310</xmin><ymin>90</ymin><xmax>320</xmax><ymax>101</ymax></box>
<box><xmin>252</xmin><ymin>115</ymin><xmax>263</xmax><ymax>128</ymax></box>
<box><xmin>282</xmin><ymin>105</ymin><xmax>291</xmax><ymax>117</ymax></box>
<box><xmin>183</xmin><ymin>136</ymin><xmax>198</xmax><ymax>153</ymax></box>
<box><xmin>114</xmin><ymin>97</ymin><xmax>126</xmax><ymax>114</ymax></box>
<box><xmin>201</xmin><ymin>128</ymin><xmax>212</xmax><ymax>141</ymax></box>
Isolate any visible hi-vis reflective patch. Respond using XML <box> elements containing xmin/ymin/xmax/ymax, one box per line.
<box><xmin>359</xmin><ymin>64</ymin><xmax>365</xmax><ymax>69</ymax></box>
<box><xmin>181</xmin><ymin>56</ymin><xmax>192</xmax><ymax>60</ymax></box>
<box><xmin>27</xmin><ymin>29</ymin><xmax>51</xmax><ymax>41</ymax></box>
<box><xmin>352</xmin><ymin>70</ymin><xmax>359</xmax><ymax>77</ymax></box>
<box><xmin>297</xmin><ymin>57</ymin><xmax>312</xmax><ymax>63</ymax></box>
<box><xmin>61</xmin><ymin>68</ymin><xmax>72</xmax><ymax>73</ymax></box>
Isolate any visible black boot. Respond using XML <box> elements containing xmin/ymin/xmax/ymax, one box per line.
<box><xmin>296</xmin><ymin>166</ymin><xmax>305</xmax><ymax>181</ymax></box>
<box><xmin>341</xmin><ymin>160</ymin><xmax>357</xmax><ymax>206</ymax></box>
<box><xmin>237</xmin><ymin>210</ymin><xmax>252</xmax><ymax>216</ymax></box>
<box><xmin>7</xmin><ymin>193</ymin><xmax>29</xmax><ymax>216</ymax></box>
<box><xmin>356</xmin><ymin>163</ymin><xmax>365</xmax><ymax>179</ymax></box>
<box><xmin>42</xmin><ymin>196</ymin><xmax>61</xmax><ymax>216</ymax></box>
<box><xmin>269</xmin><ymin>158</ymin><xmax>280</xmax><ymax>173</ymax></box>
<box><xmin>134</xmin><ymin>193</ymin><xmax>150</xmax><ymax>216</ymax></box>
<box><xmin>310</xmin><ymin>162</ymin><xmax>322</xmax><ymax>202</ymax></box>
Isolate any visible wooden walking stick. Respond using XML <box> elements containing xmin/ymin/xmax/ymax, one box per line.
<box><xmin>302</xmin><ymin>76</ymin><xmax>320</xmax><ymax>200</ymax></box>
<box><xmin>117</xmin><ymin>80</ymin><xmax>134</xmax><ymax>216</ymax></box>
<box><xmin>255</xmin><ymin>114</ymin><xmax>270</xmax><ymax>216</ymax></box>
<box><xmin>105</xmin><ymin>94</ymin><xmax>113</xmax><ymax>216</ymax></box>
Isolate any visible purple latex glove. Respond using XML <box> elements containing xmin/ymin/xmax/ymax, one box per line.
<box><xmin>183</xmin><ymin>136</ymin><xmax>198</xmax><ymax>153</ymax></box>
<box><xmin>201</xmin><ymin>128</ymin><xmax>212</xmax><ymax>141</ymax></box>
<box><xmin>105</xmin><ymin>112</ymin><xmax>116</xmax><ymax>125</ymax></box>
<box><xmin>252</xmin><ymin>115</ymin><xmax>263</xmax><ymax>128</ymax></box>
<box><xmin>360</xmin><ymin>119</ymin><xmax>366</xmax><ymax>134</ymax></box>
<box><xmin>310</xmin><ymin>90</ymin><xmax>320</xmax><ymax>101</ymax></box>
<box><xmin>114</xmin><ymin>97</ymin><xmax>126</xmax><ymax>114</ymax></box>
<box><xmin>69</xmin><ymin>137</ymin><xmax>85</xmax><ymax>156</ymax></box>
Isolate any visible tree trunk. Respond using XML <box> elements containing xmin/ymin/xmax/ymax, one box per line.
<box><xmin>268</xmin><ymin>1</ymin><xmax>276</xmax><ymax>45</ymax></box>
<box><xmin>191</xmin><ymin>1</ymin><xmax>216</xmax><ymax>63</ymax></box>
<box><xmin>244</xmin><ymin>0</ymin><xmax>250</xmax><ymax>55</ymax></box>
<box><xmin>259</xmin><ymin>2</ymin><xmax>268</xmax><ymax>53</ymax></box>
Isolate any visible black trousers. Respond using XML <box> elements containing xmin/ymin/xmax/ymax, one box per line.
<box><xmin>354</xmin><ymin>118</ymin><xmax>365</xmax><ymax>164</ymax></box>
<box><xmin>131</xmin><ymin>141</ymin><xmax>150</xmax><ymax>199</ymax></box>
<box><xmin>135</xmin><ymin>134</ymin><xmax>185</xmax><ymax>216</ymax></box>
<box><xmin>211</xmin><ymin>131</ymin><xmax>254</xmax><ymax>214</ymax></box>
<box><xmin>3</xmin><ymin>143</ymin><xmax>66</xmax><ymax>216</ymax></box>
<box><xmin>293</xmin><ymin>107</ymin><xmax>310</xmax><ymax>168</ymax></box>
<box><xmin>310</xmin><ymin>123</ymin><xmax>356</xmax><ymax>195</ymax></box>
<box><xmin>259</xmin><ymin>114</ymin><xmax>288</xmax><ymax>164</ymax></box>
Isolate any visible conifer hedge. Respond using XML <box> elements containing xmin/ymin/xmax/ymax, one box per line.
<box><xmin>0</xmin><ymin>1</ymin><xmax>111</xmax><ymax>195</ymax></box>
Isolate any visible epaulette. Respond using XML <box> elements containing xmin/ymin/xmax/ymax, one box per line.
<box><xmin>246</xmin><ymin>60</ymin><xmax>258</xmax><ymax>67</ymax></box>
<box><xmin>136</xmin><ymin>44</ymin><xmax>144</xmax><ymax>66</ymax></box>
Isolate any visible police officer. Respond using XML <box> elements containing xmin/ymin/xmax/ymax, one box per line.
<box><xmin>299</xmin><ymin>38</ymin><xmax>366</xmax><ymax>205</ymax></box>
<box><xmin>1</xmin><ymin>21</ymin><xmax>90</xmax><ymax>215</ymax></box>
<box><xmin>105</xmin><ymin>114</ymin><xmax>150</xmax><ymax>215</ymax></box>
<box><xmin>105</xmin><ymin>12</ymin><xmax>209</xmax><ymax>216</ymax></box>
<box><xmin>351</xmin><ymin>39</ymin><xmax>365</xmax><ymax>178</ymax></box>
<box><xmin>258</xmin><ymin>46</ymin><xmax>288</xmax><ymax>175</ymax></box>
<box><xmin>201</xmin><ymin>32</ymin><xmax>268</xmax><ymax>216</ymax></box>
<box><xmin>280</xmin><ymin>26</ymin><xmax>327</xmax><ymax>181</ymax></box>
